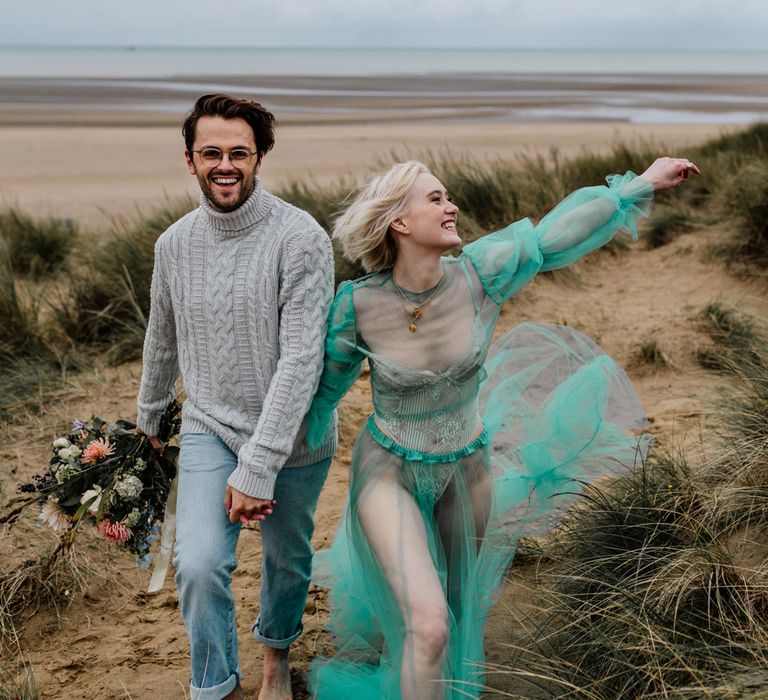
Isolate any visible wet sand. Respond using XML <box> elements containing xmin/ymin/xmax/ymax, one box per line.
<box><xmin>2</xmin><ymin>73</ymin><xmax>768</xmax><ymax>126</ymax></box>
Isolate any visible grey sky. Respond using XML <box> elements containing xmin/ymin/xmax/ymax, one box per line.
<box><xmin>1</xmin><ymin>0</ymin><xmax>766</xmax><ymax>50</ymax></box>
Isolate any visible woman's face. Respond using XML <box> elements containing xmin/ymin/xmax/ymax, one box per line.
<box><xmin>394</xmin><ymin>173</ymin><xmax>460</xmax><ymax>251</ymax></box>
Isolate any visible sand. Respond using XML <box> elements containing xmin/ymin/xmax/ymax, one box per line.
<box><xmin>1</xmin><ymin>92</ymin><xmax>766</xmax><ymax>698</ymax></box>
<box><xmin>0</xmin><ymin>121</ymin><xmax>735</xmax><ymax>226</ymax></box>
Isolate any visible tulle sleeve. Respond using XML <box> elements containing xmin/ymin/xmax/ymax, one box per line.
<box><xmin>462</xmin><ymin>172</ymin><xmax>653</xmax><ymax>304</ymax></box>
<box><xmin>305</xmin><ymin>280</ymin><xmax>365</xmax><ymax>450</ymax></box>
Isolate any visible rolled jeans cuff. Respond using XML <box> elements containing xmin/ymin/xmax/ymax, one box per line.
<box><xmin>252</xmin><ymin>616</ymin><xmax>303</xmax><ymax>649</ymax></box>
<box><xmin>189</xmin><ymin>672</ymin><xmax>238</xmax><ymax>700</ymax></box>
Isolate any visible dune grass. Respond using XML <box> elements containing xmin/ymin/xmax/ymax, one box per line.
<box><xmin>631</xmin><ymin>338</ymin><xmax>671</xmax><ymax>370</ymax></box>
<box><xmin>696</xmin><ymin>301</ymin><xmax>762</xmax><ymax>373</ymax></box>
<box><xmin>696</xmin><ymin>306</ymin><xmax>768</xmax><ymax>489</ymax></box>
<box><xmin>0</xmin><ymin>207</ymin><xmax>76</xmax><ymax>280</ymax></box>
<box><xmin>643</xmin><ymin>205</ymin><xmax>696</xmax><ymax>249</ymax></box>
<box><xmin>0</xmin><ymin>660</ymin><xmax>36</xmax><ymax>700</ymax></box>
<box><xmin>715</xmin><ymin>159</ymin><xmax>768</xmax><ymax>271</ymax></box>
<box><xmin>0</xmin><ymin>240</ymin><xmax>74</xmax><ymax>420</ymax></box>
<box><xmin>0</xmin><ymin>543</ymin><xmax>89</xmax><ymax>653</ymax></box>
<box><xmin>695</xmin><ymin>123</ymin><xmax>768</xmax><ymax>159</ymax></box>
<box><xmin>57</xmin><ymin>196</ymin><xmax>196</xmax><ymax>363</ymax></box>
<box><xmin>276</xmin><ymin>178</ymin><xmax>351</xmax><ymax>233</ymax></box>
<box><xmin>494</xmin><ymin>305</ymin><xmax>768</xmax><ymax>699</ymax></box>
<box><xmin>504</xmin><ymin>460</ymin><xmax>768</xmax><ymax>698</ymax></box>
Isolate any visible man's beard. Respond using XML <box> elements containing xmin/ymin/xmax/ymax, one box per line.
<box><xmin>199</xmin><ymin>171</ymin><xmax>256</xmax><ymax>212</ymax></box>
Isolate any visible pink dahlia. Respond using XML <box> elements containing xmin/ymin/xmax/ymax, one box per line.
<box><xmin>97</xmin><ymin>519</ymin><xmax>132</xmax><ymax>545</ymax></box>
<box><xmin>38</xmin><ymin>498</ymin><xmax>70</xmax><ymax>533</ymax></box>
<box><xmin>81</xmin><ymin>438</ymin><xmax>115</xmax><ymax>465</ymax></box>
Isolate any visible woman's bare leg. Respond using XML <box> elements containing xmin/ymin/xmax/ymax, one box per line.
<box><xmin>434</xmin><ymin>453</ymin><xmax>492</xmax><ymax>614</ymax></box>
<box><xmin>356</xmin><ymin>469</ymin><xmax>449</xmax><ymax>700</ymax></box>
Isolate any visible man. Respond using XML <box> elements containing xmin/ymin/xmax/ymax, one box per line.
<box><xmin>136</xmin><ymin>93</ymin><xmax>336</xmax><ymax>700</ymax></box>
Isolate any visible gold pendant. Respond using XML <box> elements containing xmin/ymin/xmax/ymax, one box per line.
<box><xmin>412</xmin><ymin>308</ymin><xmax>422</xmax><ymax>319</ymax></box>
<box><xmin>408</xmin><ymin>323</ymin><xmax>417</xmax><ymax>333</ymax></box>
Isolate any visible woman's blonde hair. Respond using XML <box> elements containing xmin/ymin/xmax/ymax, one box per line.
<box><xmin>333</xmin><ymin>160</ymin><xmax>429</xmax><ymax>272</ymax></box>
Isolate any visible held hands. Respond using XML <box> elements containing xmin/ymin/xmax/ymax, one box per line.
<box><xmin>135</xmin><ymin>426</ymin><xmax>166</xmax><ymax>453</ymax></box>
<box><xmin>225</xmin><ymin>485</ymin><xmax>276</xmax><ymax>526</ymax></box>
<box><xmin>640</xmin><ymin>156</ymin><xmax>701</xmax><ymax>191</ymax></box>
<box><xmin>136</xmin><ymin>427</ymin><xmax>275</xmax><ymax>525</ymax></box>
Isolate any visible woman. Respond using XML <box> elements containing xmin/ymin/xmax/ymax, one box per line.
<box><xmin>305</xmin><ymin>156</ymin><xmax>699</xmax><ymax>699</ymax></box>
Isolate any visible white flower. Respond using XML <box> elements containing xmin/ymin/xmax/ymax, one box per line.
<box><xmin>123</xmin><ymin>507</ymin><xmax>142</xmax><ymax>528</ymax></box>
<box><xmin>113</xmin><ymin>475</ymin><xmax>143</xmax><ymax>502</ymax></box>
<box><xmin>55</xmin><ymin>462</ymin><xmax>79</xmax><ymax>484</ymax></box>
<box><xmin>39</xmin><ymin>498</ymin><xmax>70</xmax><ymax>532</ymax></box>
<box><xmin>53</xmin><ymin>437</ymin><xmax>70</xmax><ymax>450</ymax></box>
<box><xmin>134</xmin><ymin>457</ymin><xmax>147</xmax><ymax>472</ymax></box>
<box><xmin>80</xmin><ymin>485</ymin><xmax>103</xmax><ymax>515</ymax></box>
<box><xmin>57</xmin><ymin>445</ymin><xmax>81</xmax><ymax>461</ymax></box>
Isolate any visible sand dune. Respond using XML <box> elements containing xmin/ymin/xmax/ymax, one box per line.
<box><xmin>1</xmin><ymin>82</ymin><xmax>766</xmax><ymax>697</ymax></box>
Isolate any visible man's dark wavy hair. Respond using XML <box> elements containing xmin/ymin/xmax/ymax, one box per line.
<box><xmin>182</xmin><ymin>93</ymin><xmax>276</xmax><ymax>162</ymax></box>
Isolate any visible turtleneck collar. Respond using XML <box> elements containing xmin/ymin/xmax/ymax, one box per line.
<box><xmin>199</xmin><ymin>177</ymin><xmax>272</xmax><ymax>238</ymax></box>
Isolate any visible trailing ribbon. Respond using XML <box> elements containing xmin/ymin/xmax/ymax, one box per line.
<box><xmin>147</xmin><ymin>474</ymin><xmax>178</xmax><ymax>593</ymax></box>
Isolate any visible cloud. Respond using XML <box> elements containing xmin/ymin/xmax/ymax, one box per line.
<box><xmin>0</xmin><ymin>0</ymin><xmax>766</xmax><ymax>49</ymax></box>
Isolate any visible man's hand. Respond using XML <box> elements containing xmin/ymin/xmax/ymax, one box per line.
<box><xmin>225</xmin><ymin>485</ymin><xmax>275</xmax><ymax>525</ymax></box>
<box><xmin>136</xmin><ymin>426</ymin><xmax>165</xmax><ymax>453</ymax></box>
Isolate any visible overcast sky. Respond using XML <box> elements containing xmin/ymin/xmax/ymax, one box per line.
<box><xmin>1</xmin><ymin>0</ymin><xmax>766</xmax><ymax>51</ymax></box>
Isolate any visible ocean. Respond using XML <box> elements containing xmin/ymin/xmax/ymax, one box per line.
<box><xmin>3</xmin><ymin>46</ymin><xmax>768</xmax><ymax>78</ymax></box>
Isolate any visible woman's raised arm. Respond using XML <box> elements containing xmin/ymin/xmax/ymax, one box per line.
<box><xmin>462</xmin><ymin>157</ymin><xmax>699</xmax><ymax>304</ymax></box>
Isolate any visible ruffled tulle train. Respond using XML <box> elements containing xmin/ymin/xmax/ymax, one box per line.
<box><xmin>310</xmin><ymin>322</ymin><xmax>649</xmax><ymax>699</ymax></box>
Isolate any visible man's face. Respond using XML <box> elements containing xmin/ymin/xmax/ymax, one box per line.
<box><xmin>185</xmin><ymin>115</ymin><xmax>262</xmax><ymax>212</ymax></box>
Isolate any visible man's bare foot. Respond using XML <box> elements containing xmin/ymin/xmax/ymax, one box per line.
<box><xmin>223</xmin><ymin>683</ymin><xmax>244</xmax><ymax>700</ymax></box>
<box><xmin>258</xmin><ymin>646</ymin><xmax>292</xmax><ymax>700</ymax></box>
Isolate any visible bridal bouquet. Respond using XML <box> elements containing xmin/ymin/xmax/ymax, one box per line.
<box><xmin>21</xmin><ymin>399</ymin><xmax>181</xmax><ymax>561</ymax></box>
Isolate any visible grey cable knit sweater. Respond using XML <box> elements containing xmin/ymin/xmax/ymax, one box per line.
<box><xmin>136</xmin><ymin>179</ymin><xmax>337</xmax><ymax>499</ymax></box>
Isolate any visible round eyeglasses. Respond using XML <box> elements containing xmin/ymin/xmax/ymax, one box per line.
<box><xmin>191</xmin><ymin>147</ymin><xmax>258</xmax><ymax>167</ymax></box>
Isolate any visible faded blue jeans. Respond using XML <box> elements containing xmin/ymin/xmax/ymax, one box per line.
<box><xmin>174</xmin><ymin>433</ymin><xmax>331</xmax><ymax>700</ymax></box>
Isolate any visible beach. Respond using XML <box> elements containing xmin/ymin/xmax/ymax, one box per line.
<box><xmin>3</xmin><ymin>61</ymin><xmax>768</xmax><ymax>698</ymax></box>
<box><xmin>2</xmin><ymin>65</ymin><xmax>762</xmax><ymax>222</ymax></box>
<box><xmin>0</xmin><ymin>61</ymin><xmax>768</xmax><ymax>224</ymax></box>
<box><xmin>0</xmin><ymin>120</ymin><xmax>734</xmax><ymax>225</ymax></box>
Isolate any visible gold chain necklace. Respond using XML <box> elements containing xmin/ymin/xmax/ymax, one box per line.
<box><xmin>392</xmin><ymin>269</ymin><xmax>445</xmax><ymax>333</ymax></box>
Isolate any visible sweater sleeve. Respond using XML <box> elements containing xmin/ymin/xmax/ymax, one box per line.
<box><xmin>136</xmin><ymin>236</ymin><xmax>179</xmax><ymax>435</ymax></box>
<box><xmin>462</xmin><ymin>172</ymin><xmax>653</xmax><ymax>304</ymax></box>
<box><xmin>227</xmin><ymin>227</ymin><xmax>335</xmax><ymax>499</ymax></box>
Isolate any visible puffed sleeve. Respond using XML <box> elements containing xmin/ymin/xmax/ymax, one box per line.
<box><xmin>462</xmin><ymin>172</ymin><xmax>653</xmax><ymax>304</ymax></box>
<box><xmin>305</xmin><ymin>280</ymin><xmax>366</xmax><ymax>450</ymax></box>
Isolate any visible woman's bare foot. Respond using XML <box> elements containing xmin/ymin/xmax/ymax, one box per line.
<box><xmin>258</xmin><ymin>646</ymin><xmax>292</xmax><ymax>700</ymax></box>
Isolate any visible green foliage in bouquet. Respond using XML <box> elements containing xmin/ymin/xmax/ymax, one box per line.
<box><xmin>21</xmin><ymin>399</ymin><xmax>181</xmax><ymax>560</ymax></box>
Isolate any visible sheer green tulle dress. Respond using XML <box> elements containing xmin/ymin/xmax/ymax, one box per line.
<box><xmin>306</xmin><ymin>173</ymin><xmax>654</xmax><ymax>699</ymax></box>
